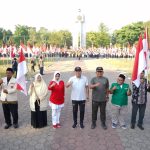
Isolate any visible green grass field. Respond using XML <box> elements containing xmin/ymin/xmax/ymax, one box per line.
<box><xmin>0</xmin><ymin>57</ymin><xmax>55</xmax><ymax>78</ymax></box>
<box><xmin>0</xmin><ymin>57</ymin><xmax>145</xmax><ymax>79</ymax></box>
<box><xmin>0</xmin><ymin>58</ymin><xmax>150</xmax><ymax>78</ymax></box>
<box><xmin>86</xmin><ymin>58</ymin><xmax>134</xmax><ymax>74</ymax></box>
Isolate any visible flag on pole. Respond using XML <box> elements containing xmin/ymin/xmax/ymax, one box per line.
<box><xmin>147</xmin><ymin>29</ymin><xmax>150</xmax><ymax>50</ymax></box>
<box><xmin>132</xmin><ymin>35</ymin><xmax>147</xmax><ymax>87</ymax></box>
<box><xmin>16</xmin><ymin>49</ymin><xmax>28</xmax><ymax>95</ymax></box>
<box><xmin>143</xmin><ymin>29</ymin><xmax>149</xmax><ymax>76</ymax></box>
<box><xmin>10</xmin><ymin>47</ymin><xmax>15</xmax><ymax>58</ymax></box>
<box><xmin>19</xmin><ymin>41</ymin><xmax>27</xmax><ymax>54</ymax></box>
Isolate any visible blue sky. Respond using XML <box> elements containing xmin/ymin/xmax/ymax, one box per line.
<box><xmin>0</xmin><ymin>0</ymin><xmax>150</xmax><ymax>32</ymax></box>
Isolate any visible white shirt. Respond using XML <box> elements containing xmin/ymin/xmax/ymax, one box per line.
<box><xmin>68</xmin><ymin>75</ymin><xmax>88</xmax><ymax>101</ymax></box>
<box><xmin>0</xmin><ymin>77</ymin><xmax>17</xmax><ymax>102</ymax></box>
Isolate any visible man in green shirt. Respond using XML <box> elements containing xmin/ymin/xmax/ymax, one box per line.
<box><xmin>110</xmin><ymin>74</ymin><xmax>131</xmax><ymax>129</ymax></box>
<box><xmin>90</xmin><ymin>67</ymin><xmax>109</xmax><ymax>130</ymax></box>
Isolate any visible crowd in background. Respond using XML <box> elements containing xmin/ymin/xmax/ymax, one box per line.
<box><xmin>0</xmin><ymin>44</ymin><xmax>136</xmax><ymax>59</ymax></box>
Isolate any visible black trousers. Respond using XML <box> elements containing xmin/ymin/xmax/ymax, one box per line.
<box><xmin>72</xmin><ymin>100</ymin><xmax>85</xmax><ymax>124</ymax></box>
<box><xmin>92</xmin><ymin>101</ymin><xmax>106</xmax><ymax>124</ymax></box>
<box><xmin>2</xmin><ymin>103</ymin><xmax>18</xmax><ymax>125</ymax></box>
<box><xmin>131</xmin><ymin>103</ymin><xmax>146</xmax><ymax>126</ymax></box>
<box><xmin>13</xmin><ymin>69</ymin><xmax>17</xmax><ymax>78</ymax></box>
<box><xmin>40</xmin><ymin>67</ymin><xmax>44</xmax><ymax>75</ymax></box>
<box><xmin>31</xmin><ymin>100</ymin><xmax>47</xmax><ymax>128</ymax></box>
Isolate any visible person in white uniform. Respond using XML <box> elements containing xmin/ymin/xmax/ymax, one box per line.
<box><xmin>66</xmin><ymin>67</ymin><xmax>89</xmax><ymax>129</ymax></box>
<box><xmin>0</xmin><ymin>68</ymin><xmax>18</xmax><ymax>129</ymax></box>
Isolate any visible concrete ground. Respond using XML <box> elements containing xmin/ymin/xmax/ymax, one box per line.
<box><xmin>0</xmin><ymin>58</ymin><xmax>150</xmax><ymax>150</ymax></box>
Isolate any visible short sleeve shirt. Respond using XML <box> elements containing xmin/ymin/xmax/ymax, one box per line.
<box><xmin>91</xmin><ymin>76</ymin><xmax>109</xmax><ymax>102</ymax></box>
<box><xmin>68</xmin><ymin>75</ymin><xmax>88</xmax><ymax>101</ymax></box>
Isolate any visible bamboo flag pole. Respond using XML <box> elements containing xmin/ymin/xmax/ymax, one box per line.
<box><xmin>145</xmin><ymin>27</ymin><xmax>148</xmax><ymax>83</ymax></box>
<box><xmin>146</xmin><ymin>27</ymin><xmax>150</xmax><ymax>83</ymax></box>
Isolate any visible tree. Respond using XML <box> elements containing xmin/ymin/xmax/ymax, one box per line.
<box><xmin>0</xmin><ymin>28</ymin><xmax>6</xmax><ymax>46</ymax></box>
<box><xmin>97</xmin><ymin>23</ymin><xmax>110</xmax><ymax>47</ymax></box>
<box><xmin>58</xmin><ymin>30</ymin><xmax>72</xmax><ymax>48</ymax></box>
<box><xmin>114</xmin><ymin>22</ymin><xmax>144</xmax><ymax>47</ymax></box>
<box><xmin>13</xmin><ymin>25</ymin><xmax>30</xmax><ymax>46</ymax></box>
<box><xmin>86</xmin><ymin>32</ymin><xmax>99</xmax><ymax>48</ymax></box>
<box><xmin>6</xmin><ymin>30</ymin><xmax>13</xmax><ymax>45</ymax></box>
<box><xmin>144</xmin><ymin>20</ymin><xmax>150</xmax><ymax>29</ymax></box>
<box><xmin>28</xmin><ymin>27</ymin><xmax>37</xmax><ymax>46</ymax></box>
<box><xmin>111</xmin><ymin>32</ymin><xmax>117</xmax><ymax>46</ymax></box>
<box><xmin>0</xmin><ymin>28</ymin><xmax>13</xmax><ymax>46</ymax></box>
<box><xmin>47</xmin><ymin>31</ymin><xmax>61</xmax><ymax>47</ymax></box>
<box><xmin>0</xmin><ymin>20</ymin><xmax>149</xmax><ymax>49</ymax></box>
<box><xmin>47</xmin><ymin>30</ymin><xmax>72</xmax><ymax>48</ymax></box>
<box><xmin>144</xmin><ymin>20</ymin><xmax>150</xmax><ymax>49</ymax></box>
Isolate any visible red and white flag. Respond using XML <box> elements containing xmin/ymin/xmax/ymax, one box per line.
<box><xmin>16</xmin><ymin>49</ymin><xmax>28</xmax><ymax>95</ymax></box>
<box><xmin>10</xmin><ymin>47</ymin><xmax>15</xmax><ymax>58</ymax></box>
<box><xmin>132</xmin><ymin>35</ymin><xmax>147</xmax><ymax>87</ymax></box>
<box><xmin>19</xmin><ymin>42</ymin><xmax>27</xmax><ymax>54</ymax></box>
<box><xmin>143</xmin><ymin>30</ymin><xmax>149</xmax><ymax>75</ymax></box>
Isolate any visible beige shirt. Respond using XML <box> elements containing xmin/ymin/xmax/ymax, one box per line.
<box><xmin>0</xmin><ymin>77</ymin><xmax>17</xmax><ymax>102</ymax></box>
<box><xmin>28</xmin><ymin>84</ymin><xmax>48</xmax><ymax>111</ymax></box>
<box><xmin>39</xmin><ymin>58</ymin><xmax>44</xmax><ymax>67</ymax></box>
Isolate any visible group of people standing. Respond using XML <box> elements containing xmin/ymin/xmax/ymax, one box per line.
<box><xmin>0</xmin><ymin>66</ymin><xmax>149</xmax><ymax>131</ymax></box>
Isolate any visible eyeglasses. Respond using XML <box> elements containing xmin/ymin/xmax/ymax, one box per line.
<box><xmin>55</xmin><ymin>75</ymin><xmax>60</xmax><ymax>77</ymax></box>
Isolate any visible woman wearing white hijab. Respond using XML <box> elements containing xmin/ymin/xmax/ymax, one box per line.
<box><xmin>48</xmin><ymin>71</ymin><xmax>65</xmax><ymax>129</ymax></box>
<box><xmin>28</xmin><ymin>73</ymin><xmax>48</xmax><ymax>128</ymax></box>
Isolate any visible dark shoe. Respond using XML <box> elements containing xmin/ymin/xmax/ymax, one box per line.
<box><xmin>13</xmin><ymin>124</ymin><xmax>19</xmax><ymax>129</ymax></box>
<box><xmin>4</xmin><ymin>124</ymin><xmax>12</xmax><ymax>129</ymax></box>
<box><xmin>80</xmin><ymin>123</ymin><xmax>84</xmax><ymax>129</ymax></box>
<box><xmin>131</xmin><ymin>124</ymin><xmax>135</xmax><ymax>129</ymax></box>
<box><xmin>91</xmin><ymin>123</ymin><xmax>96</xmax><ymax>129</ymax></box>
<box><xmin>72</xmin><ymin>123</ymin><xmax>77</xmax><ymax>128</ymax></box>
<box><xmin>101</xmin><ymin>123</ymin><xmax>107</xmax><ymax>130</ymax></box>
<box><xmin>137</xmin><ymin>124</ymin><xmax>144</xmax><ymax>130</ymax></box>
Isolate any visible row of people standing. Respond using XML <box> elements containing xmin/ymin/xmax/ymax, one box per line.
<box><xmin>26</xmin><ymin>66</ymin><xmax>150</xmax><ymax>130</ymax></box>
<box><xmin>0</xmin><ymin>67</ymin><xmax>149</xmax><ymax>131</ymax></box>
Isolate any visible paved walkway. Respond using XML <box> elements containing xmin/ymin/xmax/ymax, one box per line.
<box><xmin>0</xmin><ymin>58</ymin><xmax>150</xmax><ymax>150</ymax></box>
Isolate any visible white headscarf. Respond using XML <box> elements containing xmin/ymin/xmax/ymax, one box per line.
<box><xmin>52</xmin><ymin>71</ymin><xmax>61</xmax><ymax>84</ymax></box>
<box><xmin>33</xmin><ymin>73</ymin><xmax>48</xmax><ymax>100</ymax></box>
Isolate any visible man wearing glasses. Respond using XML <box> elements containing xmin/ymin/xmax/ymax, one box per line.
<box><xmin>66</xmin><ymin>66</ymin><xmax>89</xmax><ymax>129</ymax></box>
<box><xmin>90</xmin><ymin>67</ymin><xmax>109</xmax><ymax>130</ymax></box>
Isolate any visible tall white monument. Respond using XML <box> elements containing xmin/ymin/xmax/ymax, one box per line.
<box><xmin>72</xmin><ymin>9</ymin><xmax>86</xmax><ymax>49</ymax></box>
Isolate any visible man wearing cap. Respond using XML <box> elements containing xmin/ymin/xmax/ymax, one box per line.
<box><xmin>66</xmin><ymin>66</ymin><xmax>89</xmax><ymax>129</ymax></box>
<box><xmin>110</xmin><ymin>74</ymin><xmax>131</xmax><ymax>129</ymax></box>
<box><xmin>0</xmin><ymin>68</ymin><xmax>19</xmax><ymax>129</ymax></box>
<box><xmin>90</xmin><ymin>67</ymin><xmax>109</xmax><ymax>130</ymax></box>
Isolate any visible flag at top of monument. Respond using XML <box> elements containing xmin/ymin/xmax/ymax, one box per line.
<box><xmin>132</xmin><ymin>32</ymin><xmax>148</xmax><ymax>87</ymax></box>
<box><xmin>16</xmin><ymin>49</ymin><xmax>28</xmax><ymax>95</ymax></box>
